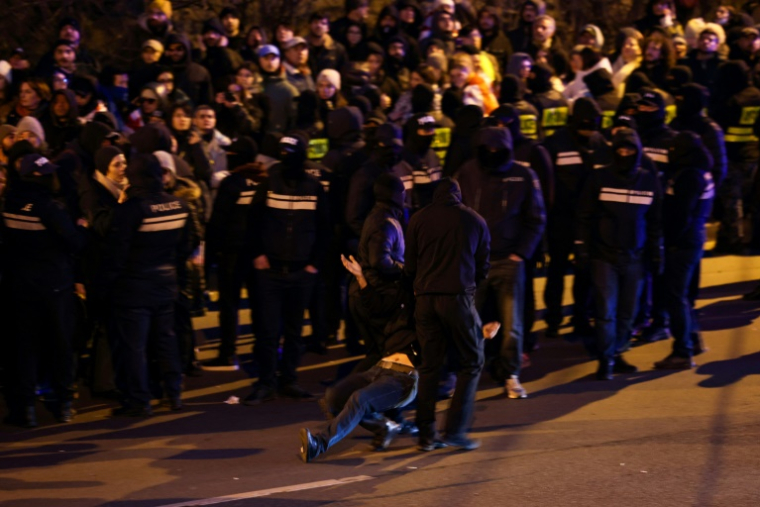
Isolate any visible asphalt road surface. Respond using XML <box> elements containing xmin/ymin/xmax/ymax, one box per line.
<box><xmin>2</xmin><ymin>254</ymin><xmax>760</xmax><ymax>507</ymax></box>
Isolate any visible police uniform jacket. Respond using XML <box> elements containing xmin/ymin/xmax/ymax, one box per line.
<box><xmin>543</xmin><ymin>127</ymin><xmax>601</xmax><ymax>217</ymax></box>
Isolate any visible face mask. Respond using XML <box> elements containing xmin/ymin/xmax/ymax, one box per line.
<box><xmin>613</xmin><ymin>149</ymin><xmax>638</xmax><ymax>176</ymax></box>
<box><xmin>376</xmin><ymin>145</ymin><xmax>402</xmax><ymax>167</ymax></box>
<box><xmin>280</xmin><ymin>150</ymin><xmax>307</xmax><ymax>179</ymax></box>
<box><xmin>636</xmin><ymin>110</ymin><xmax>663</xmax><ymax>130</ymax></box>
<box><xmin>410</xmin><ymin>134</ymin><xmax>434</xmax><ymax>154</ymax></box>
<box><xmin>477</xmin><ymin>147</ymin><xmax>510</xmax><ymax>172</ymax></box>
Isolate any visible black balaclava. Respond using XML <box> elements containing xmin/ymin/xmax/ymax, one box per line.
<box><xmin>624</xmin><ymin>71</ymin><xmax>654</xmax><ymax>95</ymax></box>
<box><xmin>665</xmin><ymin>65</ymin><xmax>693</xmax><ymax>96</ymax></box>
<box><xmin>669</xmin><ymin>130</ymin><xmax>712</xmax><ymax>172</ymax></box>
<box><xmin>226</xmin><ymin>136</ymin><xmax>259</xmax><ymax>170</ymax></box>
<box><xmin>125</xmin><ymin>153</ymin><xmax>163</xmax><ymax>195</ymax></box>
<box><xmin>528</xmin><ymin>63</ymin><xmax>554</xmax><ymax>94</ymax></box>
<box><xmin>500</xmin><ymin>75</ymin><xmax>524</xmax><ymax>104</ymax></box>
<box><xmin>404</xmin><ymin>113</ymin><xmax>436</xmax><ymax>155</ymax></box>
<box><xmin>611</xmin><ymin>127</ymin><xmax>642</xmax><ymax>177</ymax></box>
<box><xmin>676</xmin><ymin>83</ymin><xmax>708</xmax><ymax>119</ymax></box>
<box><xmin>454</xmin><ymin>104</ymin><xmax>483</xmax><ymax>134</ymax></box>
<box><xmin>373</xmin><ymin>172</ymin><xmax>406</xmax><ymax>210</ymax></box>
<box><xmin>476</xmin><ymin>127</ymin><xmax>513</xmax><ymax>173</ymax></box>
<box><xmin>490</xmin><ymin>104</ymin><xmax>521</xmax><ymax>139</ymax></box>
<box><xmin>583</xmin><ymin>69</ymin><xmax>615</xmax><ymax>99</ymax></box>
<box><xmin>374</xmin><ymin>123</ymin><xmax>403</xmax><ymax>167</ymax></box>
<box><xmin>411</xmin><ymin>84</ymin><xmax>435</xmax><ymax>114</ymax></box>
<box><xmin>279</xmin><ymin>132</ymin><xmax>308</xmax><ymax>181</ymax></box>
<box><xmin>635</xmin><ymin>88</ymin><xmax>666</xmax><ymax>131</ymax></box>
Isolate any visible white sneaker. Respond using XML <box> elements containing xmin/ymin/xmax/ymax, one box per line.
<box><xmin>505</xmin><ymin>375</ymin><xmax>528</xmax><ymax>399</ymax></box>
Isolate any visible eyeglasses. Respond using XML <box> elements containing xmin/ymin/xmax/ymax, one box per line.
<box><xmin>140</xmin><ymin>97</ymin><xmax>157</xmax><ymax>104</ymax></box>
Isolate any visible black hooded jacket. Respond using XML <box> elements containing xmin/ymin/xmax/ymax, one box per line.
<box><xmin>443</xmin><ymin>105</ymin><xmax>483</xmax><ymax>177</ymax></box>
<box><xmin>400</xmin><ymin>114</ymin><xmax>443</xmax><ymax>211</ymax></box>
<box><xmin>478</xmin><ymin>7</ymin><xmax>513</xmax><ymax>72</ymax></box>
<box><xmin>97</xmin><ymin>154</ymin><xmax>192</xmax><ymax>307</ymax></box>
<box><xmin>358</xmin><ymin>173</ymin><xmax>406</xmax><ymax>291</ymax></box>
<box><xmin>576</xmin><ymin>128</ymin><xmax>663</xmax><ymax>265</ymax></box>
<box><xmin>527</xmin><ymin>63</ymin><xmax>569</xmax><ymax>136</ymax></box>
<box><xmin>404</xmin><ymin>178</ymin><xmax>490</xmax><ymax>295</ymax></box>
<box><xmin>507</xmin><ymin>0</ymin><xmax>546</xmax><ymax>53</ymax></box>
<box><xmin>670</xmin><ymin>83</ymin><xmax>728</xmax><ymax>187</ymax></box>
<box><xmin>163</xmin><ymin>33</ymin><xmax>214</xmax><ymax>106</ymax></box>
<box><xmin>500</xmin><ymin>75</ymin><xmax>541</xmax><ymax>139</ymax></box>
<box><xmin>456</xmin><ymin>127</ymin><xmax>546</xmax><ymax>260</ymax></box>
<box><xmin>663</xmin><ymin>132</ymin><xmax>714</xmax><ymax>250</ymax></box>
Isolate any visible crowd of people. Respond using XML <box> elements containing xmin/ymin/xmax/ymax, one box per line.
<box><xmin>1</xmin><ymin>0</ymin><xmax>759</xmax><ymax>458</ymax></box>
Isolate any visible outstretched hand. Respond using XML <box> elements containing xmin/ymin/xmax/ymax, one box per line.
<box><xmin>341</xmin><ymin>254</ymin><xmax>363</xmax><ymax>278</ymax></box>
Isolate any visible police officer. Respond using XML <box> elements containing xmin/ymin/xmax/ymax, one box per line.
<box><xmin>709</xmin><ymin>60</ymin><xmax>760</xmax><ymax>254</ymax></box>
<box><xmin>99</xmin><ymin>153</ymin><xmax>192</xmax><ymax>416</ymax></box>
<box><xmin>499</xmin><ymin>75</ymin><xmax>541</xmax><ymax>140</ymax></box>
<box><xmin>655</xmin><ymin>132</ymin><xmax>714</xmax><ymax>369</ymax></box>
<box><xmin>351</xmin><ymin>173</ymin><xmax>407</xmax><ymax>373</ymax></box>
<box><xmin>457</xmin><ymin>127</ymin><xmax>546</xmax><ymax>398</ymax></box>
<box><xmin>2</xmin><ymin>152</ymin><xmax>88</xmax><ymax>427</ymax></box>
<box><xmin>245</xmin><ymin>132</ymin><xmax>329</xmax><ymax>404</ymax></box>
<box><xmin>527</xmin><ymin>63</ymin><xmax>569</xmax><ymax>137</ymax></box>
<box><xmin>576</xmin><ymin>128</ymin><xmax>663</xmax><ymax>380</ymax></box>
<box><xmin>401</xmin><ymin>113</ymin><xmax>443</xmax><ymax>212</ymax></box>
<box><xmin>203</xmin><ymin>137</ymin><xmax>263</xmax><ymax>370</ymax></box>
<box><xmin>405</xmin><ymin>178</ymin><xmax>490</xmax><ymax>451</ymax></box>
<box><xmin>543</xmin><ymin>97</ymin><xmax>603</xmax><ymax>339</ymax></box>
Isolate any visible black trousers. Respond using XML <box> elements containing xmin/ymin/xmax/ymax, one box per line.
<box><xmin>7</xmin><ymin>290</ymin><xmax>75</xmax><ymax>406</ymax></box>
<box><xmin>217</xmin><ymin>251</ymin><xmax>254</xmax><ymax>359</ymax></box>
<box><xmin>544</xmin><ymin>221</ymin><xmax>592</xmax><ymax>329</ymax></box>
<box><xmin>109</xmin><ymin>303</ymin><xmax>182</xmax><ymax>407</ymax></box>
<box><xmin>414</xmin><ymin>294</ymin><xmax>484</xmax><ymax>441</ymax></box>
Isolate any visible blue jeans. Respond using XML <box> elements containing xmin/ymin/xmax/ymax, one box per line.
<box><xmin>476</xmin><ymin>258</ymin><xmax>525</xmax><ymax>379</ymax></box>
<box><xmin>253</xmin><ymin>268</ymin><xmax>316</xmax><ymax>387</ymax></box>
<box><xmin>664</xmin><ymin>248</ymin><xmax>702</xmax><ymax>358</ymax></box>
<box><xmin>591</xmin><ymin>259</ymin><xmax>643</xmax><ymax>362</ymax></box>
<box><xmin>318</xmin><ymin>365</ymin><xmax>418</xmax><ymax>449</ymax></box>
<box><xmin>109</xmin><ymin>303</ymin><xmax>182</xmax><ymax>407</ymax></box>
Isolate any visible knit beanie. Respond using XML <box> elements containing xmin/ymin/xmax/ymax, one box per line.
<box><xmin>17</xmin><ymin>116</ymin><xmax>46</xmax><ymax>143</ymax></box>
<box><xmin>317</xmin><ymin>69</ymin><xmax>341</xmax><ymax>90</ymax></box>
<box><xmin>95</xmin><ymin>146</ymin><xmax>124</xmax><ymax>175</ymax></box>
<box><xmin>146</xmin><ymin>0</ymin><xmax>172</xmax><ymax>18</ymax></box>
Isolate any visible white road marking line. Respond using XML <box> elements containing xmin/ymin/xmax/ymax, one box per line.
<box><xmin>156</xmin><ymin>475</ymin><xmax>374</xmax><ymax>506</ymax></box>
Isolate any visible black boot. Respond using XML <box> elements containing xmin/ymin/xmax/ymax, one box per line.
<box><xmin>299</xmin><ymin>428</ymin><xmax>325</xmax><ymax>463</ymax></box>
<box><xmin>596</xmin><ymin>360</ymin><xmax>614</xmax><ymax>381</ymax></box>
<box><xmin>613</xmin><ymin>355</ymin><xmax>638</xmax><ymax>374</ymax></box>
<box><xmin>372</xmin><ymin>420</ymin><xmax>402</xmax><ymax>451</ymax></box>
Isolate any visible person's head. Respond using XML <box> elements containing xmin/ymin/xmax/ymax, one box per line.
<box><xmin>58</xmin><ymin>18</ymin><xmax>81</xmax><ymax>46</ymax></box>
<box><xmin>279</xmin><ymin>132</ymin><xmax>308</xmax><ymax>177</ymax></box>
<box><xmin>246</xmin><ymin>26</ymin><xmax>265</xmax><ymax>48</ymax></box>
<box><xmin>435</xmin><ymin>11</ymin><xmax>455</xmax><ymax>34</ymax></box>
<box><xmin>643</xmin><ymin>32</ymin><xmax>675</xmax><ymax>67</ymax></box>
<box><xmin>276</xmin><ymin>23</ymin><xmax>294</xmax><ymax>44</ymax></box>
<box><xmin>257</xmin><ymin>45</ymin><xmax>281</xmax><ymax>73</ymax></box>
<box><xmin>194</xmin><ymin>105</ymin><xmax>216</xmax><ymax>133</ymax></box>
<box><xmin>283</xmin><ymin>37</ymin><xmax>309</xmax><ymax>67</ymax></box>
<box><xmin>675</xmin><ymin>82</ymin><xmax>708</xmax><ymax>118</ymax></box>
<box><xmin>16</xmin><ymin>116</ymin><xmax>46</xmax><ymax>149</ymax></box>
<box><xmin>622</xmin><ymin>35</ymin><xmax>642</xmax><ymax>62</ymax></box>
<box><xmin>521</xmin><ymin>1</ymin><xmax>540</xmax><ymax>23</ymax></box>
<box><xmin>165</xmin><ymin>41</ymin><xmax>186</xmax><ymax>63</ymax></box>
<box><xmin>202</xmin><ymin>18</ymin><xmax>226</xmax><ymax>47</ymax></box>
<box><xmin>145</xmin><ymin>0</ymin><xmax>172</xmax><ymax>32</ymax></box>
<box><xmin>533</xmin><ymin>15</ymin><xmax>556</xmax><ymax>43</ymax></box>
<box><xmin>19</xmin><ymin>78</ymin><xmax>51</xmax><ymax>110</ymax></box>
<box><xmin>715</xmin><ymin>5</ymin><xmax>731</xmax><ymax>24</ymax></box>
<box><xmin>96</xmin><ymin>146</ymin><xmax>127</xmax><ymax>183</ymax></box>
<box><xmin>478</xmin><ymin>9</ymin><xmax>497</xmax><ymax>32</ymax></box>
<box><xmin>569</xmin><ymin>46</ymin><xmax>585</xmax><ymax>73</ymax></box>
<box><xmin>236</xmin><ymin>62</ymin><xmax>257</xmax><ymax>90</ymax></box>
<box><xmin>317</xmin><ymin>69</ymin><xmax>341</xmax><ymax>100</ymax></box>
<box><xmin>367</xmin><ymin>45</ymin><xmax>384</xmax><ymax>74</ymax></box>
<box><xmin>141</xmin><ymin>39</ymin><xmax>164</xmax><ymax>65</ymax></box>
<box><xmin>309</xmin><ymin>12</ymin><xmax>331</xmax><ymax>38</ymax></box>
<box><xmin>139</xmin><ymin>87</ymin><xmax>161</xmax><ymax>115</ymax></box>
<box><xmin>0</xmin><ymin>126</ymin><xmax>16</xmax><ymax>154</ymax></box>
<box><xmin>53</xmin><ymin>40</ymin><xmax>76</xmax><ymax>69</ymax></box>
<box><xmin>738</xmin><ymin>27</ymin><xmax>759</xmax><ymax>52</ymax></box>
<box><xmin>651</xmin><ymin>0</ymin><xmax>673</xmax><ymax>17</ymax></box>
<box><xmin>449</xmin><ymin>63</ymin><xmax>471</xmax><ymax>88</ymax></box>
<box><xmin>578</xmin><ymin>26</ymin><xmax>598</xmax><ymax>48</ymax></box>
<box><xmin>698</xmin><ymin>28</ymin><xmax>720</xmax><ymax>54</ymax></box>
<box><xmin>399</xmin><ymin>4</ymin><xmax>416</xmax><ymax>24</ymax></box>
<box><xmin>156</xmin><ymin>70</ymin><xmax>174</xmax><ymax>93</ymax></box>
<box><xmin>438</xmin><ymin>0</ymin><xmax>455</xmax><ymax>15</ymax></box>
<box><xmin>220</xmin><ymin>7</ymin><xmax>241</xmax><ymax>37</ymax></box>
<box><xmin>346</xmin><ymin>21</ymin><xmax>364</xmax><ymax>47</ymax></box>
<box><xmin>347</xmin><ymin>0</ymin><xmax>370</xmax><ymax>21</ymax></box>
<box><xmin>171</xmin><ymin>103</ymin><xmax>193</xmax><ymax>132</ymax></box>
<box><xmin>636</xmin><ymin>87</ymin><xmax>666</xmax><ymax>129</ymax></box>
<box><xmin>52</xmin><ymin>91</ymin><xmax>72</xmax><ymax>118</ymax></box>
<box><xmin>52</xmin><ymin>72</ymin><xmax>68</xmax><ymax>91</ymax></box>
<box><xmin>388</xmin><ymin>39</ymin><xmax>406</xmax><ymax>60</ymax></box>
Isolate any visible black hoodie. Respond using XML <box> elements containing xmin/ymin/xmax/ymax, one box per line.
<box><xmin>577</xmin><ymin>127</ymin><xmax>663</xmax><ymax>265</ymax></box>
<box><xmin>507</xmin><ymin>0</ymin><xmax>546</xmax><ymax>53</ymax></box>
<box><xmin>456</xmin><ymin>127</ymin><xmax>546</xmax><ymax>260</ymax></box>
<box><xmin>709</xmin><ymin>60</ymin><xmax>760</xmax><ymax>162</ymax></box>
<box><xmin>41</xmin><ymin>89</ymin><xmax>81</xmax><ymax>156</ymax></box>
<box><xmin>527</xmin><ymin>63</ymin><xmax>569</xmax><ymax>136</ymax></box>
<box><xmin>478</xmin><ymin>6</ymin><xmax>513</xmax><ymax>72</ymax></box>
<box><xmin>443</xmin><ymin>104</ymin><xmax>483</xmax><ymax>177</ymax></box>
<box><xmin>404</xmin><ymin>177</ymin><xmax>490</xmax><ymax>295</ymax></box>
<box><xmin>400</xmin><ymin>113</ymin><xmax>443</xmax><ymax>210</ymax></box>
<box><xmin>163</xmin><ymin>33</ymin><xmax>214</xmax><ymax>106</ymax></box>
<box><xmin>663</xmin><ymin>131</ymin><xmax>714</xmax><ymax>249</ymax></box>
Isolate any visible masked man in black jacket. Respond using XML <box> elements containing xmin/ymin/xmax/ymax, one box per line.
<box><xmin>456</xmin><ymin>127</ymin><xmax>546</xmax><ymax>399</ymax></box>
<box><xmin>576</xmin><ymin>128</ymin><xmax>663</xmax><ymax>380</ymax></box>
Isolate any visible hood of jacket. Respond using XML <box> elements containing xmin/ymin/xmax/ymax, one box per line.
<box><xmin>476</xmin><ymin>126</ymin><xmax>514</xmax><ymax>173</ymax></box>
<box><xmin>528</xmin><ymin>63</ymin><xmax>554</xmax><ymax>94</ymax></box>
<box><xmin>611</xmin><ymin>127</ymin><xmax>642</xmax><ymax>176</ymax></box>
<box><xmin>374</xmin><ymin>172</ymin><xmax>406</xmax><ymax>210</ymax></box>
<box><xmin>670</xmin><ymin>131</ymin><xmax>712</xmax><ymax>171</ymax></box>
<box><xmin>676</xmin><ymin>82</ymin><xmax>708</xmax><ymax>118</ymax></box>
<box><xmin>164</xmin><ymin>33</ymin><xmax>193</xmax><ymax>66</ymax></box>
<box><xmin>126</xmin><ymin>153</ymin><xmax>163</xmax><ymax>194</ymax></box>
<box><xmin>583</xmin><ymin>68</ymin><xmax>615</xmax><ymax>98</ymax></box>
<box><xmin>506</xmin><ymin>52</ymin><xmax>533</xmax><ymax>80</ymax></box>
<box><xmin>454</xmin><ymin>104</ymin><xmax>484</xmax><ymax>134</ymax></box>
<box><xmin>571</xmin><ymin>96</ymin><xmax>602</xmax><ymax>131</ymax></box>
<box><xmin>714</xmin><ymin>60</ymin><xmax>752</xmax><ymax>99</ymax></box>
<box><xmin>432</xmin><ymin>176</ymin><xmax>462</xmax><ymax>205</ymax></box>
<box><xmin>130</xmin><ymin>123</ymin><xmax>173</xmax><ymax>154</ymax></box>
<box><xmin>580</xmin><ymin>24</ymin><xmax>605</xmax><ymax>49</ymax></box>
<box><xmin>500</xmin><ymin>74</ymin><xmax>525</xmax><ymax>103</ymax></box>
<box><xmin>327</xmin><ymin>106</ymin><xmax>364</xmax><ymax>145</ymax></box>
<box><xmin>78</xmin><ymin>121</ymin><xmax>114</xmax><ymax>159</ymax></box>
